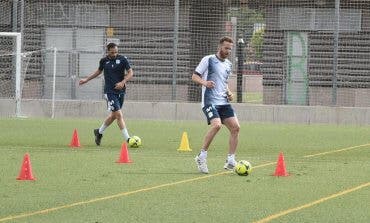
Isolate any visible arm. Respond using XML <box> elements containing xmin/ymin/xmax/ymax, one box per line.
<box><xmin>192</xmin><ymin>73</ymin><xmax>215</xmax><ymax>88</ymax></box>
<box><xmin>192</xmin><ymin>56</ymin><xmax>215</xmax><ymax>88</ymax></box>
<box><xmin>79</xmin><ymin>69</ymin><xmax>102</xmax><ymax>85</ymax></box>
<box><xmin>114</xmin><ymin>68</ymin><xmax>133</xmax><ymax>90</ymax></box>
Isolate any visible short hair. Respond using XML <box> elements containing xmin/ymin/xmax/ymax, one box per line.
<box><xmin>107</xmin><ymin>42</ymin><xmax>117</xmax><ymax>50</ymax></box>
<box><xmin>219</xmin><ymin>36</ymin><xmax>233</xmax><ymax>44</ymax></box>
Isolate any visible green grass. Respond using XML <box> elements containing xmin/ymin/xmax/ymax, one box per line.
<box><xmin>245</xmin><ymin>92</ymin><xmax>263</xmax><ymax>103</ymax></box>
<box><xmin>231</xmin><ymin>92</ymin><xmax>263</xmax><ymax>104</ymax></box>
<box><xmin>0</xmin><ymin>118</ymin><xmax>369</xmax><ymax>223</ymax></box>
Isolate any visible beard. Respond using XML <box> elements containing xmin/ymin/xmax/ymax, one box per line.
<box><xmin>220</xmin><ymin>51</ymin><xmax>229</xmax><ymax>59</ymax></box>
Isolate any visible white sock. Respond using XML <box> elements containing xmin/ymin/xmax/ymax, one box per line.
<box><xmin>227</xmin><ymin>154</ymin><xmax>236</xmax><ymax>164</ymax></box>
<box><xmin>121</xmin><ymin>128</ymin><xmax>130</xmax><ymax>141</ymax></box>
<box><xmin>99</xmin><ymin>123</ymin><xmax>108</xmax><ymax>134</ymax></box>
<box><xmin>198</xmin><ymin>149</ymin><xmax>208</xmax><ymax>160</ymax></box>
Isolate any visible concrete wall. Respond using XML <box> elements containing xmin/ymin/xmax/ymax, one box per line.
<box><xmin>228</xmin><ymin>75</ymin><xmax>263</xmax><ymax>93</ymax></box>
<box><xmin>309</xmin><ymin>87</ymin><xmax>370</xmax><ymax>107</ymax></box>
<box><xmin>1</xmin><ymin>99</ymin><xmax>370</xmax><ymax>125</ymax></box>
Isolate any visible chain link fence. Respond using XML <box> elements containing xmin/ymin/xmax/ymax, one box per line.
<box><xmin>1</xmin><ymin>0</ymin><xmax>369</xmax><ymax>109</ymax></box>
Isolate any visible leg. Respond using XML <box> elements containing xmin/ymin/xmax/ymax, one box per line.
<box><xmin>98</xmin><ymin>93</ymin><xmax>119</xmax><ymax>134</ymax></box>
<box><xmin>94</xmin><ymin>94</ymin><xmax>120</xmax><ymax>146</ymax></box>
<box><xmin>104</xmin><ymin>93</ymin><xmax>130</xmax><ymax>141</ymax></box>
<box><xmin>103</xmin><ymin>112</ymin><xmax>116</xmax><ymax>127</ymax></box>
<box><xmin>223</xmin><ymin>116</ymin><xmax>240</xmax><ymax>154</ymax></box>
<box><xmin>113</xmin><ymin>110</ymin><xmax>126</xmax><ymax>130</ymax></box>
<box><xmin>96</xmin><ymin>112</ymin><xmax>115</xmax><ymax>135</ymax></box>
<box><xmin>195</xmin><ymin>105</ymin><xmax>221</xmax><ymax>174</ymax></box>
<box><xmin>195</xmin><ymin>117</ymin><xmax>221</xmax><ymax>174</ymax></box>
<box><xmin>202</xmin><ymin>118</ymin><xmax>222</xmax><ymax>151</ymax></box>
<box><xmin>113</xmin><ymin>109</ymin><xmax>130</xmax><ymax>142</ymax></box>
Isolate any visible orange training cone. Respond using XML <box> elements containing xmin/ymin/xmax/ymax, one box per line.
<box><xmin>116</xmin><ymin>142</ymin><xmax>132</xmax><ymax>163</ymax></box>
<box><xmin>273</xmin><ymin>152</ymin><xmax>289</xmax><ymax>177</ymax></box>
<box><xmin>17</xmin><ymin>153</ymin><xmax>35</xmax><ymax>180</ymax></box>
<box><xmin>69</xmin><ymin>129</ymin><xmax>81</xmax><ymax>147</ymax></box>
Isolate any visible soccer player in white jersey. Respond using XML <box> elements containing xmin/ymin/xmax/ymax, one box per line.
<box><xmin>192</xmin><ymin>36</ymin><xmax>240</xmax><ymax>174</ymax></box>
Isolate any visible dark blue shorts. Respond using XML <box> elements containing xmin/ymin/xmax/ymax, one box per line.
<box><xmin>105</xmin><ymin>93</ymin><xmax>125</xmax><ymax>112</ymax></box>
<box><xmin>202</xmin><ymin>104</ymin><xmax>236</xmax><ymax>125</ymax></box>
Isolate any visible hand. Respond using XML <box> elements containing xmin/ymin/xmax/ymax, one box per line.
<box><xmin>114</xmin><ymin>81</ymin><xmax>125</xmax><ymax>90</ymax></box>
<box><xmin>204</xmin><ymin>81</ymin><xmax>215</xmax><ymax>88</ymax></box>
<box><xmin>227</xmin><ymin>91</ymin><xmax>233</xmax><ymax>101</ymax></box>
<box><xmin>79</xmin><ymin>78</ymin><xmax>88</xmax><ymax>85</ymax></box>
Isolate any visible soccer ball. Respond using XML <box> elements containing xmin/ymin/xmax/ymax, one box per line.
<box><xmin>234</xmin><ymin>160</ymin><xmax>252</xmax><ymax>176</ymax></box>
<box><xmin>128</xmin><ymin>135</ymin><xmax>142</xmax><ymax>148</ymax></box>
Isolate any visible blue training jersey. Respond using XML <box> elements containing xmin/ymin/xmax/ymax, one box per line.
<box><xmin>98</xmin><ymin>55</ymin><xmax>131</xmax><ymax>94</ymax></box>
<box><xmin>194</xmin><ymin>54</ymin><xmax>232</xmax><ymax>107</ymax></box>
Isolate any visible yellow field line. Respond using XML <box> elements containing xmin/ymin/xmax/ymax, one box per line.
<box><xmin>303</xmin><ymin>143</ymin><xmax>370</xmax><ymax>158</ymax></box>
<box><xmin>253</xmin><ymin>182</ymin><xmax>370</xmax><ymax>223</ymax></box>
<box><xmin>0</xmin><ymin>161</ymin><xmax>275</xmax><ymax>222</ymax></box>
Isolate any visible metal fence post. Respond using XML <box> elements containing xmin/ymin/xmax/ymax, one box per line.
<box><xmin>172</xmin><ymin>0</ymin><xmax>179</xmax><ymax>101</ymax></box>
<box><xmin>237</xmin><ymin>38</ymin><xmax>245</xmax><ymax>103</ymax></box>
<box><xmin>332</xmin><ymin>0</ymin><xmax>340</xmax><ymax>106</ymax></box>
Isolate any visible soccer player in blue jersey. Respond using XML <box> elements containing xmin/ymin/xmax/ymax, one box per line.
<box><xmin>79</xmin><ymin>43</ymin><xmax>133</xmax><ymax>146</ymax></box>
<box><xmin>192</xmin><ymin>36</ymin><xmax>240</xmax><ymax>174</ymax></box>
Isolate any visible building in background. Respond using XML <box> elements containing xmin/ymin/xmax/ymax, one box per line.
<box><xmin>0</xmin><ymin>0</ymin><xmax>369</xmax><ymax>107</ymax></box>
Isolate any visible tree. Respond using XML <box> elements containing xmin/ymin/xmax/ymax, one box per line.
<box><xmin>250</xmin><ymin>27</ymin><xmax>265</xmax><ymax>61</ymax></box>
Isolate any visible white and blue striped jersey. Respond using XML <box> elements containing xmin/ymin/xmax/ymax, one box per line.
<box><xmin>195</xmin><ymin>54</ymin><xmax>232</xmax><ymax>107</ymax></box>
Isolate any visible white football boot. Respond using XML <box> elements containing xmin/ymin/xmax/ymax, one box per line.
<box><xmin>195</xmin><ymin>155</ymin><xmax>209</xmax><ymax>174</ymax></box>
<box><xmin>223</xmin><ymin>159</ymin><xmax>237</xmax><ymax>171</ymax></box>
